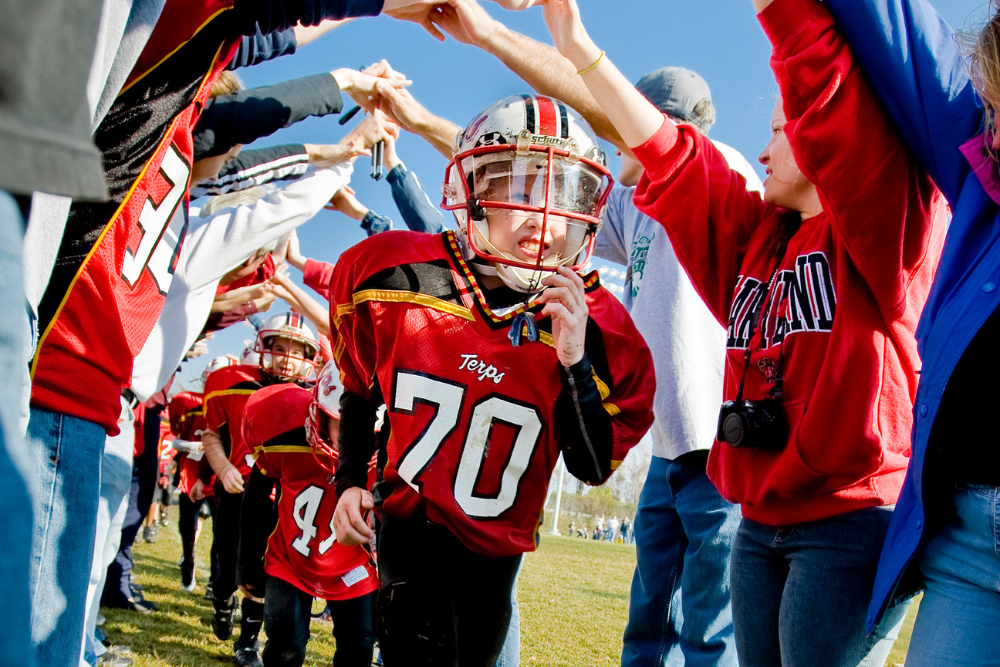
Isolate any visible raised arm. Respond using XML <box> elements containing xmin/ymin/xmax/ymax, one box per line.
<box><xmin>376</xmin><ymin>85</ymin><xmax>462</xmax><ymax>158</ymax></box>
<box><xmin>823</xmin><ymin>0</ymin><xmax>979</xmax><ymax>205</ymax></box>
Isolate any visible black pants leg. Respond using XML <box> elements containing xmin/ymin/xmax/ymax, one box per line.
<box><xmin>212</xmin><ymin>487</ymin><xmax>244</xmax><ymax>605</ymax></box>
<box><xmin>328</xmin><ymin>590</ymin><xmax>378</xmax><ymax>667</ymax></box>
<box><xmin>376</xmin><ymin>516</ymin><xmax>520</xmax><ymax>667</ymax></box>
<box><xmin>178</xmin><ymin>493</ymin><xmax>203</xmax><ymax>585</ymax></box>
<box><xmin>262</xmin><ymin>576</ymin><xmax>313</xmax><ymax>667</ymax></box>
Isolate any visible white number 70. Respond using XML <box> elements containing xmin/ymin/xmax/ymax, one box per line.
<box><xmin>392</xmin><ymin>370</ymin><xmax>543</xmax><ymax>519</ymax></box>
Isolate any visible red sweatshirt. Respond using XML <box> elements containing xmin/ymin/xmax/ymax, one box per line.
<box><xmin>632</xmin><ymin>0</ymin><xmax>948</xmax><ymax>525</ymax></box>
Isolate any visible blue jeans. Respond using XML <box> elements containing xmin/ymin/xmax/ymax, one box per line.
<box><xmin>495</xmin><ymin>557</ymin><xmax>523</xmax><ymax>667</ymax></box>
<box><xmin>731</xmin><ymin>506</ymin><xmax>908</xmax><ymax>667</ymax></box>
<box><xmin>0</xmin><ymin>190</ymin><xmax>34</xmax><ymax>667</ymax></box>
<box><xmin>622</xmin><ymin>454</ymin><xmax>740</xmax><ymax>667</ymax></box>
<box><xmin>903</xmin><ymin>484</ymin><xmax>1000</xmax><ymax>666</ymax></box>
<box><xmin>81</xmin><ymin>398</ymin><xmax>135</xmax><ymax>666</ymax></box>
<box><xmin>28</xmin><ymin>407</ymin><xmax>107</xmax><ymax>667</ymax></box>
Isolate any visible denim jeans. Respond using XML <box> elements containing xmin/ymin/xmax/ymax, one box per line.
<box><xmin>263</xmin><ymin>575</ymin><xmax>377</xmax><ymax>667</ymax></box>
<box><xmin>28</xmin><ymin>406</ymin><xmax>107</xmax><ymax>667</ymax></box>
<box><xmin>81</xmin><ymin>398</ymin><xmax>134</xmax><ymax>666</ymax></box>
<box><xmin>904</xmin><ymin>484</ymin><xmax>1000</xmax><ymax>666</ymax></box>
<box><xmin>730</xmin><ymin>506</ymin><xmax>909</xmax><ymax>667</ymax></box>
<box><xmin>0</xmin><ymin>190</ymin><xmax>34</xmax><ymax>667</ymax></box>
<box><xmin>622</xmin><ymin>454</ymin><xmax>741</xmax><ymax>667</ymax></box>
<box><xmin>494</xmin><ymin>557</ymin><xmax>523</xmax><ymax>667</ymax></box>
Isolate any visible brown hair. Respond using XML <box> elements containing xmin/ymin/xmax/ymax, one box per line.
<box><xmin>210</xmin><ymin>71</ymin><xmax>244</xmax><ymax>98</ymax></box>
<box><xmin>961</xmin><ymin>2</ymin><xmax>1000</xmax><ymax>135</ymax></box>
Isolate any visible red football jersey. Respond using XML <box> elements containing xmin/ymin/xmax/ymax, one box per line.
<box><xmin>245</xmin><ymin>384</ymin><xmax>378</xmax><ymax>601</ymax></box>
<box><xmin>331</xmin><ymin>230</ymin><xmax>655</xmax><ymax>556</ymax></box>
<box><xmin>29</xmin><ymin>0</ymin><xmax>240</xmax><ymax>435</ymax></box>
<box><xmin>203</xmin><ymin>365</ymin><xmax>279</xmax><ymax>480</ymax></box>
<box><xmin>168</xmin><ymin>391</ymin><xmax>211</xmax><ymax>496</ymax></box>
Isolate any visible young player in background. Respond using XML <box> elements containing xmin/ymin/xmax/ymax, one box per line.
<box><xmin>330</xmin><ymin>96</ymin><xmax>656</xmax><ymax>666</ymax></box>
<box><xmin>202</xmin><ymin>314</ymin><xmax>321</xmax><ymax>667</ymax></box>
<box><xmin>239</xmin><ymin>362</ymin><xmax>378</xmax><ymax>667</ymax></box>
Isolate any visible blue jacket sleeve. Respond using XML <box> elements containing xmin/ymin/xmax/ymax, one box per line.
<box><xmin>822</xmin><ymin>0</ymin><xmax>982</xmax><ymax>205</ymax></box>
<box><xmin>228</xmin><ymin>26</ymin><xmax>298</xmax><ymax>70</ymax></box>
<box><xmin>233</xmin><ymin>0</ymin><xmax>383</xmax><ymax>36</ymax></box>
<box><xmin>193</xmin><ymin>73</ymin><xmax>343</xmax><ymax>160</ymax></box>
<box><xmin>386</xmin><ymin>164</ymin><xmax>446</xmax><ymax>234</ymax></box>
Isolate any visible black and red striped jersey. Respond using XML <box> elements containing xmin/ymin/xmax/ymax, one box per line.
<box><xmin>330</xmin><ymin>230</ymin><xmax>655</xmax><ymax>556</ymax></box>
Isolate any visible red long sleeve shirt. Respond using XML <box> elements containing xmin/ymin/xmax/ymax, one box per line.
<box><xmin>632</xmin><ymin>0</ymin><xmax>948</xmax><ymax>525</ymax></box>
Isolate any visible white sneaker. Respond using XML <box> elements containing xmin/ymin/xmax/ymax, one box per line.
<box><xmin>181</xmin><ymin>577</ymin><xmax>196</xmax><ymax>593</ymax></box>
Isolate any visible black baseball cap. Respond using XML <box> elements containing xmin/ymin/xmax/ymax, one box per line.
<box><xmin>634</xmin><ymin>67</ymin><xmax>715</xmax><ymax>134</ymax></box>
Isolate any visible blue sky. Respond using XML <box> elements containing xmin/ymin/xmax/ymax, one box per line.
<box><xmin>181</xmin><ymin>0</ymin><xmax>987</xmax><ymax>388</ymax></box>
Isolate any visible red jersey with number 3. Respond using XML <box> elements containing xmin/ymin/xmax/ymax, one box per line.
<box><xmin>245</xmin><ymin>384</ymin><xmax>378</xmax><ymax>600</ymax></box>
<box><xmin>204</xmin><ymin>366</ymin><xmax>280</xmax><ymax>480</ymax></box>
<box><xmin>331</xmin><ymin>230</ymin><xmax>655</xmax><ymax>556</ymax></box>
<box><xmin>29</xmin><ymin>0</ymin><xmax>240</xmax><ymax>435</ymax></box>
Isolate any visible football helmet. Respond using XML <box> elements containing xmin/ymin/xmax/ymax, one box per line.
<box><xmin>442</xmin><ymin>95</ymin><xmax>614</xmax><ymax>292</ymax></box>
<box><xmin>306</xmin><ymin>360</ymin><xmax>344</xmax><ymax>476</ymax></box>
<box><xmin>239</xmin><ymin>341</ymin><xmax>260</xmax><ymax>367</ymax></box>
<box><xmin>201</xmin><ymin>355</ymin><xmax>238</xmax><ymax>386</ymax></box>
<box><xmin>254</xmin><ymin>312</ymin><xmax>321</xmax><ymax>381</ymax></box>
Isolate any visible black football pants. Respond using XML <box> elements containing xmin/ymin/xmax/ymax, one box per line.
<box><xmin>262</xmin><ymin>575</ymin><xmax>377</xmax><ymax>667</ymax></box>
<box><xmin>178</xmin><ymin>492</ymin><xmax>218</xmax><ymax>587</ymax></box>
<box><xmin>212</xmin><ymin>486</ymin><xmax>243</xmax><ymax>604</ymax></box>
<box><xmin>375</xmin><ymin>515</ymin><xmax>522</xmax><ymax>667</ymax></box>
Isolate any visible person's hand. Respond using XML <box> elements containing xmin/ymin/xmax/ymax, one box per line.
<box><xmin>253</xmin><ymin>288</ymin><xmax>277</xmax><ymax>313</ymax></box>
<box><xmin>332</xmin><ymin>64</ymin><xmax>411</xmax><ymax>112</ymax></box>
<box><xmin>190</xmin><ymin>479</ymin><xmax>206</xmax><ymax>501</ymax></box>
<box><xmin>375</xmin><ymin>84</ymin><xmax>432</xmax><ymax>136</ymax></box>
<box><xmin>220</xmin><ymin>466</ymin><xmax>245</xmax><ymax>493</ymax></box>
<box><xmin>238</xmin><ymin>585</ymin><xmax>265</xmax><ymax>603</ymax></box>
<box><xmin>333</xmin><ymin>487</ymin><xmax>376</xmax><ymax>546</ymax></box>
<box><xmin>341</xmin><ymin>109</ymin><xmax>400</xmax><ymax>155</ymax></box>
<box><xmin>385</xmin><ymin>1</ymin><xmax>448</xmax><ymax>41</ymax></box>
<box><xmin>285</xmin><ymin>230</ymin><xmax>307</xmax><ymax>271</ymax></box>
<box><xmin>327</xmin><ymin>187</ymin><xmax>369</xmax><ymax>221</ymax></box>
<box><xmin>428</xmin><ymin>0</ymin><xmax>501</xmax><ymax>47</ymax></box>
<box><xmin>540</xmin><ymin>0</ymin><xmax>600</xmax><ymax>68</ymax></box>
<box><xmin>536</xmin><ymin>266</ymin><xmax>588</xmax><ymax>366</ymax></box>
<box><xmin>187</xmin><ymin>335</ymin><xmax>211</xmax><ymax>359</ymax></box>
<box><xmin>382</xmin><ymin>133</ymin><xmax>402</xmax><ymax>171</ymax></box>
<box><xmin>489</xmin><ymin>0</ymin><xmax>541</xmax><ymax>8</ymax></box>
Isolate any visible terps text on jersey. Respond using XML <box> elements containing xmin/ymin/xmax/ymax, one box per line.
<box><xmin>459</xmin><ymin>354</ymin><xmax>505</xmax><ymax>385</ymax></box>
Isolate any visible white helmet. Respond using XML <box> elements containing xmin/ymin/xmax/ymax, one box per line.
<box><xmin>201</xmin><ymin>355</ymin><xmax>238</xmax><ymax>386</ymax></box>
<box><xmin>240</xmin><ymin>342</ymin><xmax>260</xmax><ymax>367</ymax></box>
<box><xmin>442</xmin><ymin>95</ymin><xmax>613</xmax><ymax>292</ymax></box>
<box><xmin>306</xmin><ymin>361</ymin><xmax>344</xmax><ymax>475</ymax></box>
<box><xmin>254</xmin><ymin>312</ymin><xmax>321</xmax><ymax>380</ymax></box>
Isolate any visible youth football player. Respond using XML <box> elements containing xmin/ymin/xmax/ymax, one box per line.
<box><xmin>330</xmin><ymin>95</ymin><xmax>656</xmax><ymax>666</ymax></box>
<box><xmin>239</xmin><ymin>363</ymin><xmax>378</xmax><ymax>667</ymax></box>
<box><xmin>202</xmin><ymin>313</ymin><xmax>320</xmax><ymax>666</ymax></box>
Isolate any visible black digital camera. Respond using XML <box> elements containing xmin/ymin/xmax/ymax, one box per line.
<box><xmin>716</xmin><ymin>399</ymin><xmax>787</xmax><ymax>451</ymax></box>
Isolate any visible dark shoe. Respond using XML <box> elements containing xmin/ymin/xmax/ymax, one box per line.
<box><xmin>129</xmin><ymin>586</ymin><xmax>158</xmax><ymax>612</ymax></box>
<box><xmin>180</xmin><ymin>558</ymin><xmax>195</xmax><ymax>591</ymax></box>
<box><xmin>212</xmin><ymin>595</ymin><xmax>237</xmax><ymax>641</ymax></box>
<box><xmin>105</xmin><ymin>645</ymin><xmax>131</xmax><ymax>658</ymax></box>
<box><xmin>95</xmin><ymin>653</ymin><xmax>133</xmax><ymax>667</ymax></box>
<box><xmin>234</xmin><ymin>644</ymin><xmax>262</xmax><ymax>667</ymax></box>
<box><xmin>142</xmin><ymin>526</ymin><xmax>156</xmax><ymax>543</ymax></box>
<box><xmin>203</xmin><ymin>583</ymin><xmax>214</xmax><ymax>601</ymax></box>
<box><xmin>102</xmin><ymin>596</ymin><xmax>156</xmax><ymax>613</ymax></box>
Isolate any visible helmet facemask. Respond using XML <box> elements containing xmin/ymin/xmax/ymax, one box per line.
<box><xmin>256</xmin><ymin>332</ymin><xmax>320</xmax><ymax>381</ymax></box>
<box><xmin>444</xmin><ymin>140</ymin><xmax>612</xmax><ymax>293</ymax></box>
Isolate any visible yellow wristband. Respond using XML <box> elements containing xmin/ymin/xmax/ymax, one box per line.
<box><xmin>576</xmin><ymin>50</ymin><xmax>605</xmax><ymax>76</ymax></box>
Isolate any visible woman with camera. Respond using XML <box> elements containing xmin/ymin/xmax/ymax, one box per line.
<box><xmin>524</xmin><ymin>0</ymin><xmax>950</xmax><ymax>664</ymax></box>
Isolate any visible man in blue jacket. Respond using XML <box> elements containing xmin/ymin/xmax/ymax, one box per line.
<box><xmin>823</xmin><ymin>0</ymin><xmax>1000</xmax><ymax>663</ymax></box>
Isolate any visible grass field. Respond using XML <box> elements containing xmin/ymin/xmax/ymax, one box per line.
<box><xmin>104</xmin><ymin>505</ymin><xmax>918</xmax><ymax>666</ymax></box>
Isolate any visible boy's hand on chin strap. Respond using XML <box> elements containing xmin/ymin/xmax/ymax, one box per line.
<box><xmin>537</xmin><ymin>266</ymin><xmax>588</xmax><ymax>367</ymax></box>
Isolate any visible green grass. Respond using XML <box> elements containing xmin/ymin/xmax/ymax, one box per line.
<box><xmin>107</xmin><ymin>506</ymin><xmax>918</xmax><ymax>665</ymax></box>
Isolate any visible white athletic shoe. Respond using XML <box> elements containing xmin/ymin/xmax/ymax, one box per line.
<box><xmin>181</xmin><ymin>577</ymin><xmax>196</xmax><ymax>593</ymax></box>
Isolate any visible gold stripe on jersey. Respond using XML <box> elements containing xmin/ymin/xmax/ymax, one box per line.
<box><xmin>205</xmin><ymin>388</ymin><xmax>257</xmax><ymax>404</ymax></box>
<box><xmin>333</xmin><ymin>303</ymin><xmax>355</xmax><ymax>329</ymax></box>
<box><xmin>591</xmin><ymin>370</ymin><xmax>620</xmax><ymax>416</ymax></box>
<box><xmin>333</xmin><ymin>334</ymin><xmax>347</xmax><ymax>364</ymax></box>
<box><xmin>611</xmin><ymin>460</ymin><xmax>623</xmax><ymax>471</ymax></box>
<box><xmin>256</xmin><ymin>445</ymin><xmax>313</xmax><ymax>455</ymax></box>
<box><xmin>351</xmin><ymin>289</ymin><xmax>475</xmax><ymax>322</ymax></box>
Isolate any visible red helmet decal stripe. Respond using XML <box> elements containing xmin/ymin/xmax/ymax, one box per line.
<box><xmin>536</xmin><ymin>96</ymin><xmax>558</xmax><ymax>138</ymax></box>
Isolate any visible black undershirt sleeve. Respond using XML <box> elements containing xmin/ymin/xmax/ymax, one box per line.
<box><xmin>554</xmin><ymin>354</ymin><xmax>615</xmax><ymax>486</ymax></box>
<box><xmin>237</xmin><ymin>465</ymin><xmax>278</xmax><ymax>598</ymax></box>
<box><xmin>334</xmin><ymin>390</ymin><xmax>381</xmax><ymax>497</ymax></box>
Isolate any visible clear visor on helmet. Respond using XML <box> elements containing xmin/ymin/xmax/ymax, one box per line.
<box><xmin>259</xmin><ymin>333</ymin><xmax>319</xmax><ymax>381</ymax></box>
<box><xmin>464</xmin><ymin>153</ymin><xmax>606</xmax><ymax>218</ymax></box>
<box><xmin>475</xmin><ymin>209</ymin><xmax>590</xmax><ymax>266</ymax></box>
